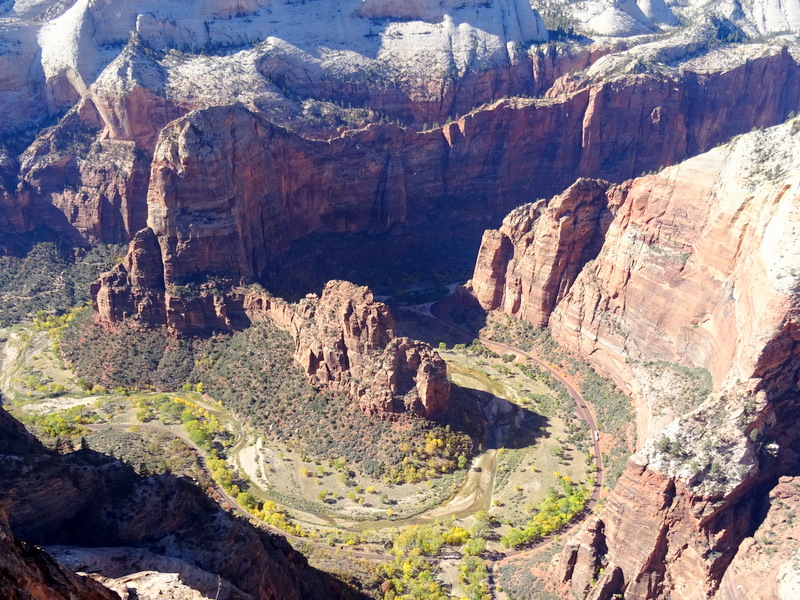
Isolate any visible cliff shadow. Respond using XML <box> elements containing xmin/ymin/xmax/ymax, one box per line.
<box><xmin>260</xmin><ymin>223</ymin><xmax>485</xmax><ymax>303</ymax></box>
<box><xmin>0</xmin><ymin>409</ymin><xmax>369</xmax><ymax>600</ymax></box>
<box><xmin>438</xmin><ymin>382</ymin><xmax>549</xmax><ymax>452</ymax></box>
<box><xmin>391</xmin><ymin>289</ymin><xmax>489</xmax><ymax>349</ymax></box>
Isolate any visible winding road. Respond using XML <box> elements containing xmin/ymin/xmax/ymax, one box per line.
<box><xmin>87</xmin><ymin>297</ymin><xmax>606</xmax><ymax>580</ymax></box>
<box><xmin>426</xmin><ymin>300</ymin><xmax>604</xmax><ymax>500</ymax></box>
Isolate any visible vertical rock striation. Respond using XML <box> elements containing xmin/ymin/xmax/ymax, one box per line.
<box><xmin>5</xmin><ymin>41</ymin><xmax>800</xmax><ymax>253</ymax></box>
<box><xmin>286</xmin><ymin>281</ymin><xmax>450</xmax><ymax>418</ymax></box>
<box><xmin>469</xmin><ymin>178</ymin><xmax>613</xmax><ymax>327</ymax></box>
<box><xmin>472</xmin><ymin>118</ymin><xmax>800</xmax><ymax>599</ymax></box>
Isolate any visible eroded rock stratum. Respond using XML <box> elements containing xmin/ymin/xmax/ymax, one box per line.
<box><xmin>470</xmin><ymin>117</ymin><xmax>800</xmax><ymax>600</ymax></box>
<box><xmin>2</xmin><ymin>1</ymin><xmax>800</xmax><ymax>599</ymax></box>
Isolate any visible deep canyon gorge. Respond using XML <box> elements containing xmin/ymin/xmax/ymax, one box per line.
<box><xmin>1</xmin><ymin>0</ymin><xmax>800</xmax><ymax>599</ymax></box>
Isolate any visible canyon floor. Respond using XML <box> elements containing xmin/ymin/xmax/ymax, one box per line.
<box><xmin>1</xmin><ymin>1</ymin><xmax>799</xmax><ymax>599</ymax></box>
<box><xmin>0</xmin><ymin>297</ymin><xmax>596</xmax><ymax>529</ymax></box>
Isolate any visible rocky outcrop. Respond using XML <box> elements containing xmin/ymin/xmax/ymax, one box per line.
<box><xmin>49</xmin><ymin>546</ymin><xmax>255</xmax><ymax>600</ymax></box>
<box><xmin>745</xmin><ymin>0</ymin><xmax>800</xmax><ymax>33</ymax></box>
<box><xmin>82</xmin><ymin>46</ymin><xmax>799</xmax><ymax>290</ymax></box>
<box><xmin>0</xmin><ymin>508</ymin><xmax>119</xmax><ymax>600</ymax></box>
<box><xmin>549</xmin><ymin>120</ymin><xmax>800</xmax><ymax>394</ymax></box>
<box><xmin>551</xmin><ymin>346</ymin><xmax>800</xmax><ymax>600</ymax></box>
<box><xmin>290</xmin><ymin>282</ymin><xmax>449</xmax><ymax>417</ymax></box>
<box><xmin>2</xmin><ymin>0</ymin><xmax>800</xmax><ymax>254</ymax></box>
<box><xmin>551</xmin><ymin>378</ymin><xmax>773</xmax><ymax>600</ymax></box>
<box><xmin>90</xmin><ymin>50</ymin><xmax>800</xmax><ymax>425</ymax></box>
<box><xmin>357</xmin><ymin>0</ymin><xmax>548</xmax><ymax>42</ymax></box>
<box><xmin>94</xmin><ymin>266</ymin><xmax>450</xmax><ymax>418</ymax></box>
<box><xmin>0</xmin><ymin>408</ymin><xmax>355</xmax><ymax>600</ymax></box>
<box><xmin>5</xmin><ymin>19</ymin><xmax>800</xmax><ymax>252</ymax></box>
<box><xmin>552</xmin><ymin>460</ymin><xmax>736</xmax><ymax>600</ymax></box>
<box><xmin>470</xmin><ymin>178</ymin><xmax>613</xmax><ymax>327</ymax></box>
<box><xmin>17</xmin><ymin>108</ymin><xmax>152</xmax><ymax>244</ymax></box>
<box><xmin>474</xmin><ymin>118</ymin><xmax>800</xmax><ymax>599</ymax></box>
<box><xmin>91</xmin><ymin>228</ymin><xmax>167</xmax><ymax>323</ymax></box>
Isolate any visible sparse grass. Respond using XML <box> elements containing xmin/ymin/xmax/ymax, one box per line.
<box><xmin>497</xmin><ymin>548</ymin><xmax>564</xmax><ymax>600</ymax></box>
<box><xmin>482</xmin><ymin>313</ymin><xmax>635</xmax><ymax>489</ymax></box>
<box><xmin>84</xmin><ymin>428</ymin><xmax>209</xmax><ymax>481</ymax></box>
<box><xmin>637</xmin><ymin>359</ymin><xmax>713</xmax><ymax>417</ymax></box>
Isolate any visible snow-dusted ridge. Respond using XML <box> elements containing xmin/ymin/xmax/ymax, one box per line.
<box><xmin>30</xmin><ymin>0</ymin><xmax>546</xmax><ymax>100</ymax></box>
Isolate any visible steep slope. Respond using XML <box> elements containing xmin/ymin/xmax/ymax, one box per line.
<box><xmin>536</xmin><ymin>0</ymin><xmax>800</xmax><ymax>36</ymax></box>
<box><xmin>0</xmin><ymin>406</ymin><xmax>358</xmax><ymax>600</ymax></box>
<box><xmin>0</xmin><ymin>508</ymin><xmax>119</xmax><ymax>600</ymax></box>
<box><xmin>288</xmin><ymin>281</ymin><xmax>450</xmax><ymax>418</ymax></box>
<box><xmin>0</xmin><ymin>0</ymin><xmax>556</xmax><ymax>249</ymax></box>
<box><xmin>67</xmin><ymin>43</ymin><xmax>798</xmax><ymax>300</ymax></box>
<box><xmin>472</xmin><ymin>117</ymin><xmax>800</xmax><ymax>432</ymax></box>
<box><xmin>712</xmin><ymin>475</ymin><xmax>800</xmax><ymax>600</ymax></box>
<box><xmin>470</xmin><ymin>118</ymin><xmax>800</xmax><ymax>599</ymax></box>
<box><xmin>2</xmin><ymin>0</ymin><xmax>548</xmax><ymax>136</ymax></box>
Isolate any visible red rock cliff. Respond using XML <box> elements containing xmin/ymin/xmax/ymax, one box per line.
<box><xmin>9</xmin><ymin>45</ymin><xmax>800</xmax><ymax>256</ymax></box>
<box><xmin>470</xmin><ymin>178</ymin><xmax>613</xmax><ymax>327</ymax></box>
<box><xmin>474</xmin><ymin>118</ymin><xmax>800</xmax><ymax>599</ymax></box>
<box><xmin>473</xmin><ymin>117</ymin><xmax>800</xmax><ymax>431</ymax></box>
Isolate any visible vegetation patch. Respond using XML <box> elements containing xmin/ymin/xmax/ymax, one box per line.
<box><xmin>500</xmin><ymin>473</ymin><xmax>590</xmax><ymax>549</ymax></box>
<box><xmin>59</xmin><ymin>308</ymin><xmax>172</xmax><ymax>390</ymax></box>
<box><xmin>60</xmin><ymin>315</ymin><xmax>479</xmax><ymax>482</ymax></box>
<box><xmin>376</xmin><ymin>519</ymin><xmax>491</xmax><ymax>600</ymax></box>
<box><xmin>84</xmin><ymin>428</ymin><xmax>208</xmax><ymax>481</ymax></box>
<box><xmin>483</xmin><ymin>313</ymin><xmax>635</xmax><ymax>489</ymax></box>
<box><xmin>0</xmin><ymin>242</ymin><xmax>124</xmax><ymax>325</ymax></box>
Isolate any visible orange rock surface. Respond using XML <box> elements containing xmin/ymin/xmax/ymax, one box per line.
<box><xmin>477</xmin><ymin>119</ymin><xmax>800</xmax><ymax>599</ymax></box>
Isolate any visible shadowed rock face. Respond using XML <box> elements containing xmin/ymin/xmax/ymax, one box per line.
<box><xmin>0</xmin><ymin>507</ymin><xmax>120</xmax><ymax>600</ymax></box>
<box><xmin>713</xmin><ymin>474</ymin><xmax>800</xmax><ymax>600</ymax></box>
<box><xmin>84</xmin><ymin>47</ymin><xmax>800</xmax><ymax>336</ymax></box>
<box><xmin>472</xmin><ymin>117</ymin><xmax>800</xmax><ymax>405</ymax></box>
<box><xmin>472</xmin><ymin>119</ymin><xmax>800</xmax><ymax>599</ymax></box>
<box><xmin>0</xmin><ymin>407</ymin><xmax>359</xmax><ymax>600</ymax></box>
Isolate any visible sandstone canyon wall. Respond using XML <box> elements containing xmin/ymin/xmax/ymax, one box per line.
<box><xmin>287</xmin><ymin>281</ymin><xmax>450</xmax><ymax>418</ymax></box>
<box><xmin>2</xmin><ymin>0</ymin><xmax>799</xmax><ymax>265</ymax></box>
<box><xmin>92</xmin><ymin>245</ymin><xmax>450</xmax><ymax>419</ymax></box>
<box><xmin>471</xmin><ymin>117</ymin><xmax>800</xmax><ymax>432</ymax></box>
<box><xmin>245</xmin><ymin>280</ymin><xmax>451</xmax><ymax>419</ymax></box>
<box><xmin>470</xmin><ymin>118</ymin><xmax>800</xmax><ymax>599</ymax></box>
<box><xmin>22</xmin><ymin>45</ymin><xmax>800</xmax><ymax>254</ymax></box>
